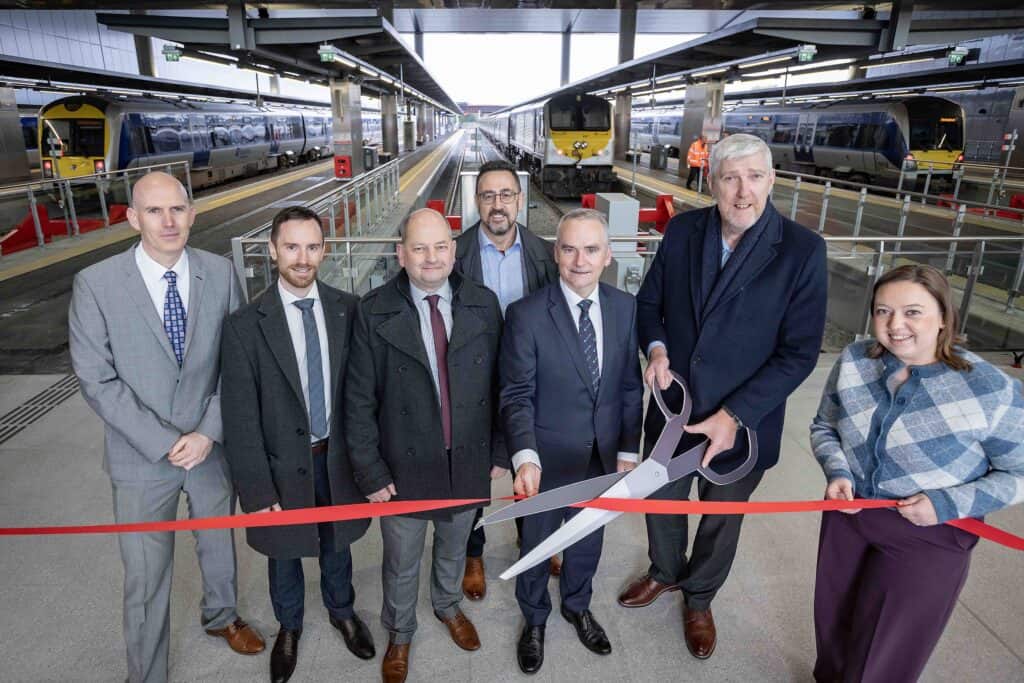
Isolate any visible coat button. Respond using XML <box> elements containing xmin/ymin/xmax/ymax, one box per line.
<box><xmin>479</xmin><ymin>440</ymin><xmax>486</xmax><ymax>448</ymax></box>
<box><xmin>398</xmin><ymin>365</ymin><xmax>407</xmax><ymax>373</ymax></box>
<box><xmin>474</xmin><ymin>356</ymin><xmax>484</xmax><ymax>365</ymax></box>
<box><xmin>296</xmin><ymin>428</ymin><xmax>306</xmax><ymax>436</ymax></box>
<box><xmin>400</xmin><ymin>408</ymin><xmax>408</xmax><ymax>416</ymax></box>
<box><xmin>297</xmin><ymin>467</ymin><xmax>307</xmax><ymax>476</ymax></box>
<box><xmin>406</xmin><ymin>448</ymin><xmax>415</xmax><ymax>456</ymax></box>
<box><xmin>478</xmin><ymin>399</ymin><xmax>487</xmax><ymax>406</ymax></box>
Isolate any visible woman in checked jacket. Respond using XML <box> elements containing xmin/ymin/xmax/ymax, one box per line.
<box><xmin>809</xmin><ymin>264</ymin><xmax>1024</xmax><ymax>683</ymax></box>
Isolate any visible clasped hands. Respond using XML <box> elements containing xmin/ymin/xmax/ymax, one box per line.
<box><xmin>825</xmin><ymin>478</ymin><xmax>938</xmax><ymax>526</ymax></box>
<box><xmin>168</xmin><ymin>432</ymin><xmax>213</xmax><ymax>470</ymax></box>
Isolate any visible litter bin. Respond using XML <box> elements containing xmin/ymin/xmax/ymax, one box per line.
<box><xmin>649</xmin><ymin>145</ymin><xmax>668</xmax><ymax>170</ymax></box>
<box><xmin>363</xmin><ymin>146</ymin><xmax>379</xmax><ymax>171</ymax></box>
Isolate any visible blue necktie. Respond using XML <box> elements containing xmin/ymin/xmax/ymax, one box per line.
<box><xmin>294</xmin><ymin>299</ymin><xmax>328</xmax><ymax>439</ymax></box>
<box><xmin>578</xmin><ymin>300</ymin><xmax>600</xmax><ymax>393</ymax></box>
<box><xmin>162</xmin><ymin>271</ymin><xmax>186</xmax><ymax>367</ymax></box>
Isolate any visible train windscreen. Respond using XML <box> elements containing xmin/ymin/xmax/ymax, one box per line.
<box><xmin>43</xmin><ymin>119</ymin><xmax>104</xmax><ymax>157</ymax></box>
<box><xmin>549</xmin><ymin>97</ymin><xmax>611</xmax><ymax>132</ymax></box>
<box><xmin>906</xmin><ymin>98</ymin><xmax>963</xmax><ymax>152</ymax></box>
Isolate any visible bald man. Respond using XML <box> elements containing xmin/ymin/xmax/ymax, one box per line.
<box><xmin>69</xmin><ymin>172</ymin><xmax>264</xmax><ymax>683</ymax></box>
<box><xmin>345</xmin><ymin>209</ymin><xmax>505</xmax><ymax>683</ymax></box>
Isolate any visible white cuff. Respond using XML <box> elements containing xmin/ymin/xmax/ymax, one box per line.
<box><xmin>616</xmin><ymin>451</ymin><xmax>639</xmax><ymax>463</ymax></box>
<box><xmin>512</xmin><ymin>449</ymin><xmax>542</xmax><ymax>473</ymax></box>
<box><xmin>646</xmin><ymin>341</ymin><xmax>667</xmax><ymax>358</ymax></box>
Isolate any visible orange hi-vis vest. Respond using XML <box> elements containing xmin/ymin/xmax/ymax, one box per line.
<box><xmin>687</xmin><ymin>139</ymin><xmax>708</xmax><ymax>169</ymax></box>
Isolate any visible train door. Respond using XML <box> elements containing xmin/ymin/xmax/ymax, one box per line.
<box><xmin>794</xmin><ymin>114</ymin><xmax>815</xmax><ymax>166</ymax></box>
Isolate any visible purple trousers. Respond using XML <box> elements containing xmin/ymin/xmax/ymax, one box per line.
<box><xmin>813</xmin><ymin>507</ymin><xmax>978</xmax><ymax>683</ymax></box>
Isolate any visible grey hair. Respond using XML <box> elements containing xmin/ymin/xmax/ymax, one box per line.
<box><xmin>399</xmin><ymin>207</ymin><xmax>451</xmax><ymax>241</ymax></box>
<box><xmin>556</xmin><ymin>208</ymin><xmax>610</xmax><ymax>244</ymax></box>
<box><xmin>708</xmin><ymin>133</ymin><xmax>773</xmax><ymax>179</ymax></box>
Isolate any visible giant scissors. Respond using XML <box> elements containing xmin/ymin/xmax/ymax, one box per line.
<box><xmin>479</xmin><ymin>371</ymin><xmax>758</xmax><ymax>580</ymax></box>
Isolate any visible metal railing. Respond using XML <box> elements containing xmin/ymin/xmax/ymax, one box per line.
<box><xmin>0</xmin><ymin>161</ymin><xmax>192</xmax><ymax>253</ymax></box>
<box><xmin>231</xmin><ymin>158</ymin><xmax>402</xmax><ymax>300</ymax></box>
<box><xmin>231</xmin><ymin>231</ymin><xmax>1024</xmax><ymax>353</ymax></box>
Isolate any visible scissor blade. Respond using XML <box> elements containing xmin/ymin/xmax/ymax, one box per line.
<box><xmin>499</xmin><ymin>507</ymin><xmax>622</xmax><ymax>580</ymax></box>
<box><xmin>478</xmin><ymin>471</ymin><xmax>628</xmax><ymax>528</ymax></box>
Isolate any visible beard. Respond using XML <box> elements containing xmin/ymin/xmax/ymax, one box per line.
<box><xmin>483</xmin><ymin>209</ymin><xmax>514</xmax><ymax>235</ymax></box>
<box><xmin>279</xmin><ymin>265</ymin><xmax>317</xmax><ymax>290</ymax></box>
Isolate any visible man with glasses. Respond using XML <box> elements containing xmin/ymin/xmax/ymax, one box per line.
<box><xmin>454</xmin><ymin>159</ymin><xmax>559</xmax><ymax>601</ymax></box>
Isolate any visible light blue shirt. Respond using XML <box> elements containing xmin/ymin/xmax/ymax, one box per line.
<box><xmin>478</xmin><ymin>225</ymin><xmax>525</xmax><ymax>315</ymax></box>
<box><xmin>721</xmin><ymin>236</ymin><xmax>733</xmax><ymax>269</ymax></box>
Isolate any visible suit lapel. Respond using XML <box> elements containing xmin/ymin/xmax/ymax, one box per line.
<box><xmin>121</xmin><ymin>248</ymin><xmax>179</xmax><ymax>367</ymax></box>
<box><xmin>596</xmin><ymin>284</ymin><xmax>617</xmax><ymax>403</ymax></box>
<box><xmin>182</xmin><ymin>247</ymin><xmax>205</xmax><ymax>362</ymax></box>
<box><xmin>375</xmin><ymin>279</ymin><xmax>433</xmax><ymax>373</ymax></box>
<box><xmin>321</xmin><ymin>286</ymin><xmax>349</xmax><ymax>395</ymax></box>
<box><xmin>703</xmin><ymin>210</ymin><xmax>781</xmax><ymax>320</ymax></box>
<box><xmin>548</xmin><ymin>286</ymin><xmax>596</xmax><ymax>400</ymax></box>
<box><xmin>258</xmin><ymin>286</ymin><xmax>306</xmax><ymax>411</ymax></box>
<box><xmin>688</xmin><ymin>224</ymin><xmax>705</xmax><ymax>331</ymax></box>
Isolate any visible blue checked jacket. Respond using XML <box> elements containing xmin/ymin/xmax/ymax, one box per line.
<box><xmin>810</xmin><ymin>340</ymin><xmax>1024</xmax><ymax>523</ymax></box>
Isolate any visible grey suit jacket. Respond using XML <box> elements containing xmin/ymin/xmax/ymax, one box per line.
<box><xmin>69</xmin><ymin>244</ymin><xmax>242</xmax><ymax>481</ymax></box>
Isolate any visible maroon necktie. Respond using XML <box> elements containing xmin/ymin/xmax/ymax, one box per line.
<box><xmin>426</xmin><ymin>294</ymin><xmax>452</xmax><ymax>450</ymax></box>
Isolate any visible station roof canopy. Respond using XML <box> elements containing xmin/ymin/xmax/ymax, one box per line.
<box><xmin>0</xmin><ymin>53</ymin><xmax>334</xmax><ymax>108</ymax></box>
<box><xmin>96</xmin><ymin>11</ymin><xmax>462</xmax><ymax>114</ymax></box>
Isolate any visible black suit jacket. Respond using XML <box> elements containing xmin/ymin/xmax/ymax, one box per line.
<box><xmin>500</xmin><ymin>282</ymin><xmax>644</xmax><ymax>490</ymax></box>
<box><xmin>636</xmin><ymin>202</ymin><xmax>827</xmax><ymax>472</ymax></box>
<box><xmin>220</xmin><ymin>281</ymin><xmax>368</xmax><ymax>559</ymax></box>
<box><xmin>454</xmin><ymin>221</ymin><xmax>558</xmax><ymax>294</ymax></box>
<box><xmin>344</xmin><ymin>270</ymin><xmax>505</xmax><ymax>520</ymax></box>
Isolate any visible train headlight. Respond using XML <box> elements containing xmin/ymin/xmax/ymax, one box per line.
<box><xmin>93</xmin><ymin>159</ymin><xmax>105</xmax><ymax>173</ymax></box>
<box><xmin>42</xmin><ymin>160</ymin><xmax>53</xmax><ymax>178</ymax></box>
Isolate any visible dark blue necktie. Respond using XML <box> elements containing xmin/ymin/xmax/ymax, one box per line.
<box><xmin>578</xmin><ymin>299</ymin><xmax>600</xmax><ymax>392</ymax></box>
<box><xmin>294</xmin><ymin>299</ymin><xmax>328</xmax><ymax>439</ymax></box>
<box><xmin>162</xmin><ymin>271</ymin><xmax>186</xmax><ymax>367</ymax></box>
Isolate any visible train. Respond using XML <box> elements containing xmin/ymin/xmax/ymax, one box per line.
<box><xmin>37</xmin><ymin>95</ymin><xmax>336</xmax><ymax>190</ymax></box>
<box><xmin>481</xmin><ymin>93</ymin><xmax>616</xmax><ymax>198</ymax></box>
<box><xmin>631</xmin><ymin>95</ymin><xmax>966</xmax><ymax>184</ymax></box>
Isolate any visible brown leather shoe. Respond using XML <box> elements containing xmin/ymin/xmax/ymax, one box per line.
<box><xmin>381</xmin><ymin>641</ymin><xmax>410</xmax><ymax>683</ymax></box>
<box><xmin>435</xmin><ymin>609</ymin><xmax>481</xmax><ymax>651</ymax></box>
<box><xmin>549</xmin><ymin>556</ymin><xmax>562</xmax><ymax>577</ymax></box>
<box><xmin>617</xmin><ymin>573</ymin><xmax>680</xmax><ymax>608</ymax></box>
<box><xmin>683</xmin><ymin>606</ymin><xmax>716</xmax><ymax>659</ymax></box>
<box><xmin>205</xmin><ymin>617</ymin><xmax>266</xmax><ymax>655</ymax></box>
<box><xmin>463</xmin><ymin>556</ymin><xmax>486</xmax><ymax>600</ymax></box>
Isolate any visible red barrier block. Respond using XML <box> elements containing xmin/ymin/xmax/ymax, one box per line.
<box><xmin>581</xmin><ymin>194</ymin><xmax>596</xmax><ymax>209</ymax></box>
<box><xmin>108</xmin><ymin>204</ymin><xmax>129</xmax><ymax>225</ymax></box>
<box><xmin>1</xmin><ymin>207</ymin><xmax>51</xmax><ymax>255</ymax></box>
<box><xmin>1010</xmin><ymin>194</ymin><xmax>1024</xmax><ymax>210</ymax></box>
<box><xmin>334</xmin><ymin>155</ymin><xmax>352</xmax><ymax>179</ymax></box>
<box><xmin>426</xmin><ymin>199</ymin><xmax>445</xmax><ymax>214</ymax></box>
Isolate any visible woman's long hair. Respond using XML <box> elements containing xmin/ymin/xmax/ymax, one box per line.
<box><xmin>866</xmin><ymin>264</ymin><xmax>972</xmax><ymax>371</ymax></box>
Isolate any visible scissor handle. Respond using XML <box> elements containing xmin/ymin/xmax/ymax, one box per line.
<box><xmin>696</xmin><ymin>427</ymin><xmax>759</xmax><ymax>486</ymax></box>
<box><xmin>652</xmin><ymin>369</ymin><xmax>692</xmax><ymax>425</ymax></box>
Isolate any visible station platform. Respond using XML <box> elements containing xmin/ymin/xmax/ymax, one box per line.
<box><xmin>1</xmin><ymin>355</ymin><xmax>1022</xmax><ymax>682</ymax></box>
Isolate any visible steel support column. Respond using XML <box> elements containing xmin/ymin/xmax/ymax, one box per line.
<box><xmin>678</xmin><ymin>81</ymin><xmax>724</xmax><ymax>179</ymax></box>
<box><xmin>561</xmin><ymin>27</ymin><xmax>572</xmax><ymax>86</ymax></box>
<box><xmin>614</xmin><ymin>92</ymin><xmax>632</xmax><ymax>162</ymax></box>
<box><xmin>330</xmin><ymin>77</ymin><xmax>364</xmax><ymax>177</ymax></box>
<box><xmin>382</xmin><ymin>93</ymin><xmax>399</xmax><ymax>158</ymax></box>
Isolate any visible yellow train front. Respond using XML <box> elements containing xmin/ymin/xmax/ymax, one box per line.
<box><xmin>486</xmin><ymin>93</ymin><xmax>616</xmax><ymax>199</ymax></box>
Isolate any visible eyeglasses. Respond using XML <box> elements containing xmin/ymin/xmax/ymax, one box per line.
<box><xmin>476</xmin><ymin>190</ymin><xmax>520</xmax><ymax>205</ymax></box>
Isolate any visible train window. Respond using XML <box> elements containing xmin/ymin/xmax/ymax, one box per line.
<box><xmin>855</xmin><ymin>124</ymin><xmax>879</xmax><ymax>150</ymax></box>
<box><xmin>549</xmin><ymin>103</ymin><xmax>574</xmax><ymax>131</ymax></box>
<box><xmin>21</xmin><ymin>120</ymin><xmax>38</xmax><ymax>150</ymax></box>
<box><xmin>43</xmin><ymin>119</ymin><xmax>105</xmax><ymax>157</ymax></box>
<box><xmin>772</xmin><ymin>123</ymin><xmax>795</xmax><ymax>144</ymax></box>
<box><xmin>580</xmin><ymin>102</ymin><xmax>610</xmax><ymax>131</ymax></box>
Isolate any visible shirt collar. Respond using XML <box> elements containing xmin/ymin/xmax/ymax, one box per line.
<box><xmin>135</xmin><ymin>244</ymin><xmax>188</xmax><ymax>284</ymax></box>
<box><xmin>409</xmin><ymin>278</ymin><xmax>452</xmax><ymax>305</ymax></box>
<box><xmin>559</xmin><ymin>278</ymin><xmax>599</xmax><ymax>310</ymax></box>
<box><xmin>278</xmin><ymin>279</ymin><xmax>321</xmax><ymax>307</ymax></box>
<box><xmin>478</xmin><ymin>222</ymin><xmax>522</xmax><ymax>254</ymax></box>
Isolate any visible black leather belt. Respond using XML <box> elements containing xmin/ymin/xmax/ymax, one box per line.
<box><xmin>311</xmin><ymin>439</ymin><xmax>329</xmax><ymax>456</ymax></box>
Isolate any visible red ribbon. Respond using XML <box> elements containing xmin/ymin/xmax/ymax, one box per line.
<box><xmin>0</xmin><ymin>497</ymin><xmax>1020</xmax><ymax>552</ymax></box>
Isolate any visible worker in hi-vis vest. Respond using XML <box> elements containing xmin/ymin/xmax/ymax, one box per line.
<box><xmin>686</xmin><ymin>134</ymin><xmax>709</xmax><ymax>191</ymax></box>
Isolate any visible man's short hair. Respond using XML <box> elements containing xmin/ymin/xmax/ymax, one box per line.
<box><xmin>270</xmin><ymin>205</ymin><xmax>323</xmax><ymax>243</ymax></box>
<box><xmin>477</xmin><ymin>159</ymin><xmax>521</xmax><ymax>192</ymax></box>
<box><xmin>708</xmin><ymin>133</ymin><xmax>773</xmax><ymax>179</ymax></box>
<box><xmin>556</xmin><ymin>207</ymin><xmax>610</xmax><ymax>244</ymax></box>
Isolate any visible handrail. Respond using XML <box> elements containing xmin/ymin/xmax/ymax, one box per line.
<box><xmin>0</xmin><ymin>160</ymin><xmax>192</xmax><ymax>194</ymax></box>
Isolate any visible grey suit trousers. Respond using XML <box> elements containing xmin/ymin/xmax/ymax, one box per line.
<box><xmin>379</xmin><ymin>509</ymin><xmax>476</xmax><ymax>644</ymax></box>
<box><xmin>110</xmin><ymin>455</ymin><xmax>238</xmax><ymax>683</ymax></box>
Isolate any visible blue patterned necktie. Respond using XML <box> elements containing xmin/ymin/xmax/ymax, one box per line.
<box><xmin>162</xmin><ymin>271</ymin><xmax>186</xmax><ymax>367</ymax></box>
<box><xmin>578</xmin><ymin>299</ymin><xmax>600</xmax><ymax>392</ymax></box>
<box><xmin>294</xmin><ymin>299</ymin><xmax>328</xmax><ymax>439</ymax></box>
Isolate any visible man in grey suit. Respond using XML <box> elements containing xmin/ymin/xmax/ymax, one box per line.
<box><xmin>69</xmin><ymin>172</ymin><xmax>265</xmax><ymax>683</ymax></box>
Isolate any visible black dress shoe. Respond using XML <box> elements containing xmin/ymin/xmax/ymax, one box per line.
<box><xmin>560</xmin><ymin>606</ymin><xmax>611</xmax><ymax>655</ymax></box>
<box><xmin>270</xmin><ymin>627</ymin><xmax>301</xmax><ymax>683</ymax></box>
<box><xmin>516</xmin><ymin>624</ymin><xmax>546</xmax><ymax>675</ymax></box>
<box><xmin>330</xmin><ymin>614</ymin><xmax>376</xmax><ymax>660</ymax></box>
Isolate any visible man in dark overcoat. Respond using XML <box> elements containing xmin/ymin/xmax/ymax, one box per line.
<box><xmin>221</xmin><ymin>206</ymin><xmax>374</xmax><ymax>683</ymax></box>
<box><xmin>345</xmin><ymin>208</ymin><xmax>505</xmax><ymax>683</ymax></box>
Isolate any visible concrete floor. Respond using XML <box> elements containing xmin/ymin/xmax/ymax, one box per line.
<box><xmin>1</xmin><ymin>355</ymin><xmax>1022</xmax><ymax>682</ymax></box>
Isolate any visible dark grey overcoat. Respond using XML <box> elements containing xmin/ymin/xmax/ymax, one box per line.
<box><xmin>344</xmin><ymin>270</ymin><xmax>506</xmax><ymax>521</ymax></box>
<box><xmin>220</xmin><ymin>281</ymin><xmax>369</xmax><ymax>558</ymax></box>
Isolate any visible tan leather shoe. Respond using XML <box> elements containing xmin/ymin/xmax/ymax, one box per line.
<box><xmin>549</xmin><ymin>556</ymin><xmax>562</xmax><ymax>577</ymax></box>
<box><xmin>435</xmin><ymin>609</ymin><xmax>481</xmax><ymax>651</ymax></box>
<box><xmin>617</xmin><ymin>573</ymin><xmax>680</xmax><ymax>608</ymax></box>
<box><xmin>382</xmin><ymin>641</ymin><xmax>410</xmax><ymax>683</ymax></box>
<box><xmin>463</xmin><ymin>556</ymin><xmax>486</xmax><ymax>600</ymax></box>
<box><xmin>683</xmin><ymin>606</ymin><xmax>716</xmax><ymax>659</ymax></box>
<box><xmin>205</xmin><ymin>617</ymin><xmax>266</xmax><ymax>654</ymax></box>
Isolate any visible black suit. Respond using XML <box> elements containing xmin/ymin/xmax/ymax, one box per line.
<box><xmin>636</xmin><ymin>202</ymin><xmax>827</xmax><ymax>609</ymax></box>
<box><xmin>501</xmin><ymin>282</ymin><xmax>643</xmax><ymax>625</ymax></box>
<box><xmin>454</xmin><ymin>220</ymin><xmax>558</xmax><ymax>556</ymax></box>
<box><xmin>220</xmin><ymin>281</ymin><xmax>368</xmax><ymax>630</ymax></box>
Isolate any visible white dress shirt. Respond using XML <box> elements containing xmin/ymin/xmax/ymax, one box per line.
<box><xmin>278</xmin><ymin>280</ymin><xmax>332</xmax><ymax>440</ymax></box>
<box><xmin>512</xmin><ymin>280</ymin><xmax>639</xmax><ymax>473</ymax></box>
<box><xmin>135</xmin><ymin>245</ymin><xmax>190</xmax><ymax>322</ymax></box>
<box><xmin>409</xmin><ymin>279</ymin><xmax>453</xmax><ymax>398</ymax></box>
